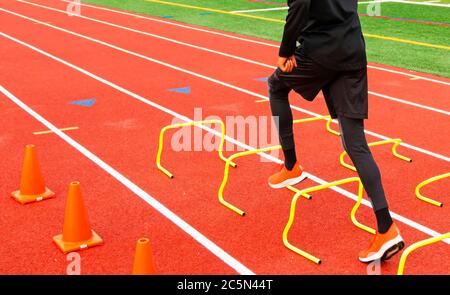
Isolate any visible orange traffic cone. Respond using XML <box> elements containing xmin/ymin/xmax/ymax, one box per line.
<box><xmin>132</xmin><ymin>238</ymin><xmax>156</xmax><ymax>274</ymax></box>
<box><xmin>11</xmin><ymin>144</ymin><xmax>55</xmax><ymax>204</ymax></box>
<box><xmin>53</xmin><ymin>181</ymin><xmax>103</xmax><ymax>253</ymax></box>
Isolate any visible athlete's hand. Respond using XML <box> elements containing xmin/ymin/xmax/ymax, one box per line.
<box><xmin>277</xmin><ymin>55</ymin><xmax>297</xmax><ymax>73</ymax></box>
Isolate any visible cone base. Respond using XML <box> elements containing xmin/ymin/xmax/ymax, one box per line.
<box><xmin>53</xmin><ymin>230</ymin><xmax>103</xmax><ymax>254</ymax></box>
<box><xmin>11</xmin><ymin>187</ymin><xmax>55</xmax><ymax>204</ymax></box>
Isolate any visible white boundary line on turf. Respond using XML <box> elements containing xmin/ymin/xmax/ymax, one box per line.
<box><xmin>391</xmin><ymin>0</ymin><xmax>450</xmax><ymax>8</ymax></box>
<box><xmin>359</xmin><ymin>0</ymin><xmax>449</xmax><ymax>6</ymax></box>
<box><xmin>17</xmin><ymin>0</ymin><xmax>450</xmax><ymax>116</ymax></box>
<box><xmin>2</xmin><ymin>7</ymin><xmax>449</xmax><ymax>163</ymax></box>
<box><xmin>358</xmin><ymin>0</ymin><xmax>395</xmax><ymax>4</ymax></box>
<box><xmin>57</xmin><ymin>0</ymin><xmax>450</xmax><ymax>86</ymax></box>
<box><xmin>0</xmin><ymin>84</ymin><xmax>255</xmax><ymax>275</ymax></box>
<box><xmin>1</xmin><ymin>32</ymin><xmax>449</xmax><ymax>246</ymax></box>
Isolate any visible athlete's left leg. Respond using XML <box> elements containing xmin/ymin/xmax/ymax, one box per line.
<box><xmin>337</xmin><ymin>116</ymin><xmax>404</xmax><ymax>262</ymax></box>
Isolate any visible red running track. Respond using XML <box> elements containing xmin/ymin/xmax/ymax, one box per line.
<box><xmin>3</xmin><ymin>0</ymin><xmax>450</xmax><ymax>157</ymax></box>
<box><xmin>0</xmin><ymin>0</ymin><xmax>449</xmax><ymax>274</ymax></box>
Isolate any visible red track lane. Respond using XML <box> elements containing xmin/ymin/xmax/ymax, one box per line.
<box><xmin>2</xmin><ymin>20</ymin><xmax>447</xmax><ymax>273</ymax></box>
<box><xmin>0</xmin><ymin>97</ymin><xmax>240</xmax><ymax>274</ymax></box>
<box><xmin>2</xmin><ymin>0</ymin><xmax>449</xmax><ymax>235</ymax></box>
<box><xmin>1</xmin><ymin>3</ymin><xmax>449</xmax><ymax>230</ymax></box>
<box><xmin>1</xmin><ymin>39</ymin><xmax>449</xmax><ymax>275</ymax></box>
<box><xmin>19</xmin><ymin>0</ymin><xmax>450</xmax><ymax>109</ymax></box>
<box><xmin>1</xmin><ymin>16</ymin><xmax>449</xmax><ymax>275</ymax></box>
<box><xmin>1</xmin><ymin>1</ymin><xmax>449</xmax><ymax>159</ymax></box>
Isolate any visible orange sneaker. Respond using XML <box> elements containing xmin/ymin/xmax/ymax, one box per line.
<box><xmin>268</xmin><ymin>162</ymin><xmax>307</xmax><ymax>189</ymax></box>
<box><xmin>359</xmin><ymin>223</ymin><xmax>405</xmax><ymax>263</ymax></box>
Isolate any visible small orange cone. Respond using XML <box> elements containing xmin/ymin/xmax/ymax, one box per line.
<box><xmin>132</xmin><ymin>238</ymin><xmax>156</xmax><ymax>274</ymax></box>
<box><xmin>11</xmin><ymin>144</ymin><xmax>55</xmax><ymax>204</ymax></box>
<box><xmin>53</xmin><ymin>181</ymin><xmax>103</xmax><ymax>253</ymax></box>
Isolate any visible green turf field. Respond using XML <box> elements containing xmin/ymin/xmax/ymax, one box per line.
<box><xmin>83</xmin><ymin>0</ymin><xmax>450</xmax><ymax>77</ymax></box>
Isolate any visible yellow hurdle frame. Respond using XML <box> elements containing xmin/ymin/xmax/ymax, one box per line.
<box><xmin>218</xmin><ymin>145</ymin><xmax>312</xmax><ymax>216</ymax></box>
<box><xmin>156</xmin><ymin>120</ymin><xmax>236</xmax><ymax>178</ymax></box>
<box><xmin>397</xmin><ymin>232</ymin><xmax>450</xmax><ymax>275</ymax></box>
<box><xmin>283</xmin><ymin>177</ymin><xmax>376</xmax><ymax>264</ymax></box>
<box><xmin>340</xmin><ymin>138</ymin><xmax>412</xmax><ymax>172</ymax></box>
<box><xmin>415</xmin><ymin>172</ymin><xmax>449</xmax><ymax>207</ymax></box>
<box><xmin>293</xmin><ymin>115</ymin><xmax>340</xmax><ymax>136</ymax></box>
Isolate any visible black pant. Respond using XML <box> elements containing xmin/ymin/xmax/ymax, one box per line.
<box><xmin>268</xmin><ymin>57</ymin><xmax>388</xmax><ymax>211</ymax></box>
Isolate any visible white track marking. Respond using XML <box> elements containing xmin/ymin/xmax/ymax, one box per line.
<box><xmin>391</xmin><ymin>0</ymin><xmax>450</xmax><ymax>7</ymax></box>
<box><xmin>0</xmin><ymin>84</ymin><xmax>255</xmax><ymax>275</ymax></box>
<box><xmin>368</xmin><ymin>91</ymin><xmax>450</xmax><ymax>116</ymax></box>
<box><xmin>1</xmin><ymin>7</ymin><xmax>449</xmax><ymax>162</ymax></box>
<box><xmin>58</xmin><ymin>0</ymin><xmax>281</xmax><ymax>47</ymax></box>
<box><xmin>358</xmin><ymin>0</ymin><xmax>395</xmax><ymax>3</ymax></box>
<box><xmin>1</xmin><ymin>32</ymin><xmax>449</xmax><ymax>245</ymax></box>
<box><xmin>18</xmin><ymin>0</ymin><xmax>275</xmax><ymax>69</ymax></box>
<box><xmin>17</xmin><ymin>0</ymin><xmax>450</xmax><ymax>116</ymax></box>
<box><xmin>56</xmin><ymin>0</ymin><xmax>450</xmax><ymax>86</ymax></box>
<box><xmin>355</xmin><ymin>0</ymin><xmax>448</xmax><ymax>7</ymax></box>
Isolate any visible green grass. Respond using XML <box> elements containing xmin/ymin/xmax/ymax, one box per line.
<box><xmin>83</xmin><ymin>0</ymin><xmax>450</xmax><ymax>77</ymax></box>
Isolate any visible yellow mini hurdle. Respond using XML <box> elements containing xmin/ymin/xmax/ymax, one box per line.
<box><xmin>415</xmin><ymin>172</ymin><xmax>449</xmax><ymax>207</ymax></box>
<box><xmin>218</xmin><ymin>145</ymin><xmax>311</xmax><ymax>216</ymax></box>
<box><xmin>156</xmin><ymin>120</ymin><xmax>236</xmax><ymax>178</ymax></box>
<box><xmin>397</xmin><ymin>232</ymin><xmax>450</xmax><ymax>275</ymax></box>
<box><xmin>293</xmin><ymin>115</ymin><xmax>340</xmax><ymax>136</ymax></box>
<box><xmin>283</xmin><ymin>177</ymin><xmax>376</xmax><ymax>264</ymax></box>
<box><xmin>340</xmin><ymin>138</ymin><xmax>412</xmax><ymax>172</ymax></box>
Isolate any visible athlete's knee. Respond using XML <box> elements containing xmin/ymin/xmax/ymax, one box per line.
<box><xmin>345</xmin><ymin>140</ymin><xmax>370</xmax><ymax>161</ymax></box>
<box><xmin>268</xmin><ymin>72</ymin><xmax>288</xmax><ymax>100</ymax></box>
<box><xmin>268</xmin><ymin>73</ymin><xmax>279</xmax><ymax>93</ymax></box>
<box><xmin>338</xmin><ymin>118</ymin><xmax>369</xmax><ymax>156</ymax></box>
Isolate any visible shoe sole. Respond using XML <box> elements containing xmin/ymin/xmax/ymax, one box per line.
<box><xmin>381</xmin><ymin>241</ymin><xmax>405</xmax><ymax>261</ymax></box>
<box><xmin>358</xmin><ymin>235</ymin><xmax>404</xmax><ymax>263</ymax></box>
<box><xmin>359</xmin><ymin>235</ymin><xmax>405</xmax><ymax>263</ymax></box>
<box><xmin>268</xmin><ymin>172</ymin><xmax>308</xmax><ymax>189</ymax></box>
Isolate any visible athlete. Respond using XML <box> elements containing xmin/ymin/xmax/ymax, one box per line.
<box><xmin>267</xmin><ymin>0</ymin><xmax>404</xmax><ymax>263</ymax></box>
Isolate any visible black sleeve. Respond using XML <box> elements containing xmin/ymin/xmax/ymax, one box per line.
<box><xmin>279</xmin><ymin>0</ymin><xmax>311</xmax><ymax>57</ymax></box>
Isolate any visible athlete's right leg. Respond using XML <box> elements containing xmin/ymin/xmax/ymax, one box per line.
<box><xmin>268</xmin><ymin>69</ymin><xmax>297</xmax><ymax>170</ymax></box>
<box><xmin>267</xmin><ymin>52</ymin><xmax>335</xmax><ymax>188</ymax></box>
<box><xmin>266</xmin><ymin>69</ymin><xmax>307</xmax><ymax>188</ymax></box>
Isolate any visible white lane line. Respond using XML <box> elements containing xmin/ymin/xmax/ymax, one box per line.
<box><xmin>230</xmin><ymin>7</ymin><xmax>288</xmax><ymax>14</ymax></box>
<box><xmin>369</xmin><ymin>91</ymin><xmax>450</xmax><ymax>116</ymax></box>
<box><xmin>58</xmin><ymin>0</ymin><xmax>450</xmax><ymax>86</ymax></box>
<box><xmin>2</xmin><ymin>7</ymin><xmax>449</xmax><ymax>162</ymax></box>
<box><xmin>1</xmin><ymin>31</ymin><xmax>449</xmax><ymax>245</ymax></box>
<box><xmin>18</xmin><ymin>0</ymin><xmax>274</xmax><ymax>69</ymax></box>
<box><xmin>359</xmin><ymin>0</ymin><xmax>450</xmax><ymax>6</ymax></box>
<box><xmin>18</xmin><ymin>0</ymin><xmax>450</xmax><ymax>116</ymax></box>
<box><xmin>59</xmin><ymin>0</ymin><xmax>280</xmax><ymax>47</ymax></box>
<box><xmin>358</xmin><ymin>0</ymin><xmax>395</xmax><ymax>3</ymax></box>
<box><xmin>0</xmin><ymin>84</ymin><xmax>255</xmax><ymax>275</ymax></box>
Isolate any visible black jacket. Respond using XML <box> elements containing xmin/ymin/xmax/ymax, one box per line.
<box><xmin>279</xmin><ymin>0</ymin><xmax>367</xmax><ymax>70</ymax></box>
